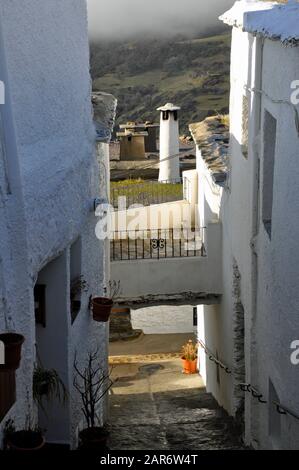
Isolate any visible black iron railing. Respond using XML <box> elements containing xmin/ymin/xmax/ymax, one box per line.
<box><xmin>111</xmin><ymin>228</ymin><xmax>206</xmax><ymax>261</ymax></box>
<box><xmin>110</xmin><ymin>179</ymin><xmax>183</xmax><ymax>210</ymax></box>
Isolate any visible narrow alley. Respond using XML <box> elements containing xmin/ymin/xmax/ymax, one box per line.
<box><xmin>108</xmin><ymin>334</ymin><xmax>244</xmax><ymax>451</ymax></box>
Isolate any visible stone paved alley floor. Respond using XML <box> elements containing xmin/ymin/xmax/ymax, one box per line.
<box><xmin>108</xmin><ymin>335</ymin><xmax>245</xmax><ymax>450</ymax></box>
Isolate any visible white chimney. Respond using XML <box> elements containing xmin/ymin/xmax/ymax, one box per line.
<box><xmin>157</xmin><ymin>103</ymin><xmax>181</xmax><ymax>183</ymax></box>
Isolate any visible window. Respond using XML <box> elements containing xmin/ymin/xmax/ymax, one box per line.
<box><xmin>262</xmin><ymin>110</ymin><xmax>277</xmax><ymax>238</ymax></box>
<box><xmin>173</xmin><ymin>111</ymin><xmax>178</xmax><ymax>121</ymax></box>
<box><xmin>162</xmin><ymin>111</ymin><xmax>169</xmax><ymax>121</ymax></box>
<box><xmin>34</xmin><ymin>284</ymin><xmax>46</xmax><ymax>327</ymax></box>
<box><xmin>241</xmin><ymin>94</ymin><xmax>249</xmax><ymax>158</ymax></box>
<box><xmin>128</xmin><ymin>136</ymin><xmax>132</xmax><ymax>142</ymax></box>
<box><xmin>70</xmin><ymin>238</ymin><xmax>83</xmax><ymax>324</ymax></box>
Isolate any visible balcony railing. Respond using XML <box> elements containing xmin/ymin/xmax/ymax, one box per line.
<box><xmin>111</xmin><ymin>228</ymin><xmax>206</xmax><ymax>261</ymax></box>
<box><xmin>110</xmin><ymin>179</ymin><xmax>183</xmax><ymax>210</ymax></box>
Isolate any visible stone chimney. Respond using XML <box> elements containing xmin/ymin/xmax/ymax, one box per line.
<box><xmin>157</xmin><ymin>103</ymin><xmax>181</xmax><ymax>183</ymax></box>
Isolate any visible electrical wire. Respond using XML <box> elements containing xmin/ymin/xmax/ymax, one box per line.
<box><xmin>110</xmin><ymin>148</ymin><xmax>190</xmax><ymax>181</ymax></box>
<box><xmin>198</xmin><ymin>339</ymin><xmax>299</xmax><ymax>421</ymax></box>
<box><xmin>244</xmin><ymin>85</ymin><xmax>299</xmax><ymax>137</ymax></box>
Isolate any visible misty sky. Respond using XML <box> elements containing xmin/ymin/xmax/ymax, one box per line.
<box><xmin>87</xmin><ymin>0</ymin><xmax>235</xmax><ymax>41</ymax></box>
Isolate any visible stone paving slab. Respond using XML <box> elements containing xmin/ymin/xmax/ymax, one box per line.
<box><xmin>109</xmin><ymin>425</ymin><xmax>168</xmax><ymax>450</ymax></box>
<box><xmin>109</xmin><ymin>393</ymin><xmax>160</xmax><ymax>426</ymax></box>
<box><xmin>108</xmin><ymin>358</ymin><xmax>245</xmax><ymax>450</ymax></box>
<box><xmin>109</xmin><ymin>333</ymin><xmax>195</xmax><ymax>357</ymax></box>
<box><xmin>165</xmin><ymin>422</ymin><xmax>242</xmax><ymax>450</ymax></box>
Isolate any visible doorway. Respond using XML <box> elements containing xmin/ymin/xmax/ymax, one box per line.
<box><xmin>35</xmin><ymin>251</ymin><xmax>70</xmax><ymax>445</ymax></box>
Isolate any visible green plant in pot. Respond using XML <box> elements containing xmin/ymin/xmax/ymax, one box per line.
<box><xmin>4</xmin><ymin>394</ymin><xmax>45</xmax><ymax>451</ymax></box>
<box><xmin>4</xmin><ymin>418</ymin><xmax>44</xmax><ymax>451</ymax></box>
<box><xmin>73</xmin><ymin>349</ymin><xmax>114</xmax><ymax>450</ymax></box>
<box><xmin>33</xmin><ymin>365</ymin><xmax>68</xmax><ymax>412</ymax></box>
<box><xmin>70</xmin><ymin>276</ymin><xmax>89</xmax><ymax>316</ymax></box>
<box><xmin>181</xmin><ymin>339</ymin><xmax>198</xmax><ymax>375</ymax></box>
<box><xmin>92</xmin><ymin>280</ymin><xmax>121</xmax><ymax>323</ymax></box>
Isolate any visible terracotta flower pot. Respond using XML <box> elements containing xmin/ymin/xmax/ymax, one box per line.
<box><xmin>7</xmin><ymin>431</ymin><xmax>45</xmax><ymax>451</ymax></box>
<box><xmin>92</xmin><ymin>297</ymin><xmax>113</xmax><ymax>323</ymax></box>
<box><xmin>78</xmin><ymin>427</ymin><xmax>109</xmax><ymax>450</ymax></box>
<box><xmin>182</xmin><ymin>358</ymin><xmax>197</xmax><ymax>375</ymax></box>
<box><xmin>0</xmin><ymin>333</ymin><xmax>25</xmax><ymax>371</ymax></box>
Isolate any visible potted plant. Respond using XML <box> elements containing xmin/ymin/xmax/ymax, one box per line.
<box><xmin>33</xmin><ymin>365</ymin><xmax>68</xmax><ymax>412</ymax></box>
<box><xmin>70</xmin><ymin>276</ymin><xmax>89</xmax><ymax>315</ymax></box>
<box><xmin>91</xmin><ymin>280</ymin><xmax>121</xmax><ymax>323</ymax></box>
<box><xmin>181</xmin><ymin>339</ymin><xmax>198</xmax><ymax>375</ymax></box>
<box><xmin>3</xmin><ymin>392</ymin><xmax>45</xmax><ymax>451</ymax></box>
<box><xmin>73</xmin><ymin>350</ymin><xmax>114</xmax><ymax>449</ymax></box>
<box><xmin>0</xmin><ymin>332</ymin><xmax>25</xmax><ymax>372</ymax></box>
<box><xmin>4</xmin><ymin>416</ymin><xmax>45</xmax><ymax>451</ymax></box>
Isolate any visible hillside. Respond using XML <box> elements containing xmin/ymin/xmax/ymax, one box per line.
<box><xmin>90</xmin><ymin>31</ymin><xmax>231</xmax><ymax>134</ymax></box>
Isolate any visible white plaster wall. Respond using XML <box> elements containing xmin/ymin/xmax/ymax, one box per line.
<box><xmin>196</xmin><ymin>149</ymin><xmax>222</xmax><ymax>227</ymax></box>
<box><xmin>1</xmin><ymin>0</ymin><xmax>97</xmax><ymax>271</ymax></box>
<box><xmin>112</xmin><ymin>170</ymin><xmax>198</xmax><ymax>232</ymax></box>
<box><xmin>252</xmin><ymin>38</ymin><xmax>299</xmax><ymax>450</ymax></box>
<box><xmin>195</xmin><ymin>27</ymin><xmax>257</xmax><ymax>427</ymax></box>
<box><xmin>111</xmin><ymin>222</ymin><xmax>222</xmax><ymax>301</ymax></box>
<box><xmin>131</xmin><ymin>305</ymin><xmax>194</xmax><ymax>334</ymax></box>
<box><xmin>224</xmin><ymin>30</ymin><xmax>299</xmax><ymax>449</ymax></box>
<box><xmin>199</xmin><ymin>24</ymin><xmax>299</xmax><ymax>449</ymax></box>
<box><xmin>197</xmin><ymin>303</ymin><xmax>233</xmax><ymax>412</ymax></box>
<box><xmin>0</xmin><ymin>4</ymin><xmax>34</xmax><ymax>442</ymax></box>
<box><xmin>196</xmin><ymin>174</ymin><xmax>236</xmax><ymax>416</ymax></box>
<box><xmin>0</xmin><ymin>0</ymin><xmax>108</xmax><ymax>447</ymax></box>
<box><xmin>112</xmin><ymin>200</ymin><xmax>193</xmax><ymax>232</ymax></box>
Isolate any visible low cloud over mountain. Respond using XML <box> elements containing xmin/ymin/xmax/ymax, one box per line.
<box><xmin>87</xmin><ymin>0</ymin><xmax>234</xmax><ymax>41</ymax></box>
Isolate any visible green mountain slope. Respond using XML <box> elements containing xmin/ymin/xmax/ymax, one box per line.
<box><xmin>90</xmin><ymin>31</ymin><xmax>231</xmax><ymax>134</ymax></box>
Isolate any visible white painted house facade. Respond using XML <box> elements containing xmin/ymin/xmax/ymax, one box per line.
<box><xmin>0</xmin><ymin>0</ymin><xmax>110</xmax><ymax>448</ymax></box>
<box><xmin>194</xmin><ymin>0</ymin><xmax>299</xmax><ymax>450</ymax></box>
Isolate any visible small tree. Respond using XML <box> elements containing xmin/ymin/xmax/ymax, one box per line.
<box><xmin>105</xmin><ymin>280</ymin><xmax>121</xmax><ymax>300</ymax></box>
<box><xmin>73</xmin><ymin>350</ymin><xmax>113</xmax><ymax>429</ymax></box>
<box><xmin>70</xmin><ymin>276</ymin><xmax>89</xmax><ymax>302</ymax></box>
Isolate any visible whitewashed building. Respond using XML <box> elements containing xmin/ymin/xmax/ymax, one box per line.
<box><xmin>0</xmin><ymin>0</ymin><xmax>111</xmax><ymax>448</ymax></box>
<box><xmin>194</xmin><ymin>0</ymin><xmax>299</xmax><ymax>450</ymax></box>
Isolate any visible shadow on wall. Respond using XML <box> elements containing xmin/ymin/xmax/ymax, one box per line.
<box><xmin>196</xmin><ymin>130</ymin><xmax>249</xmax><ymax>417</ymax></box>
